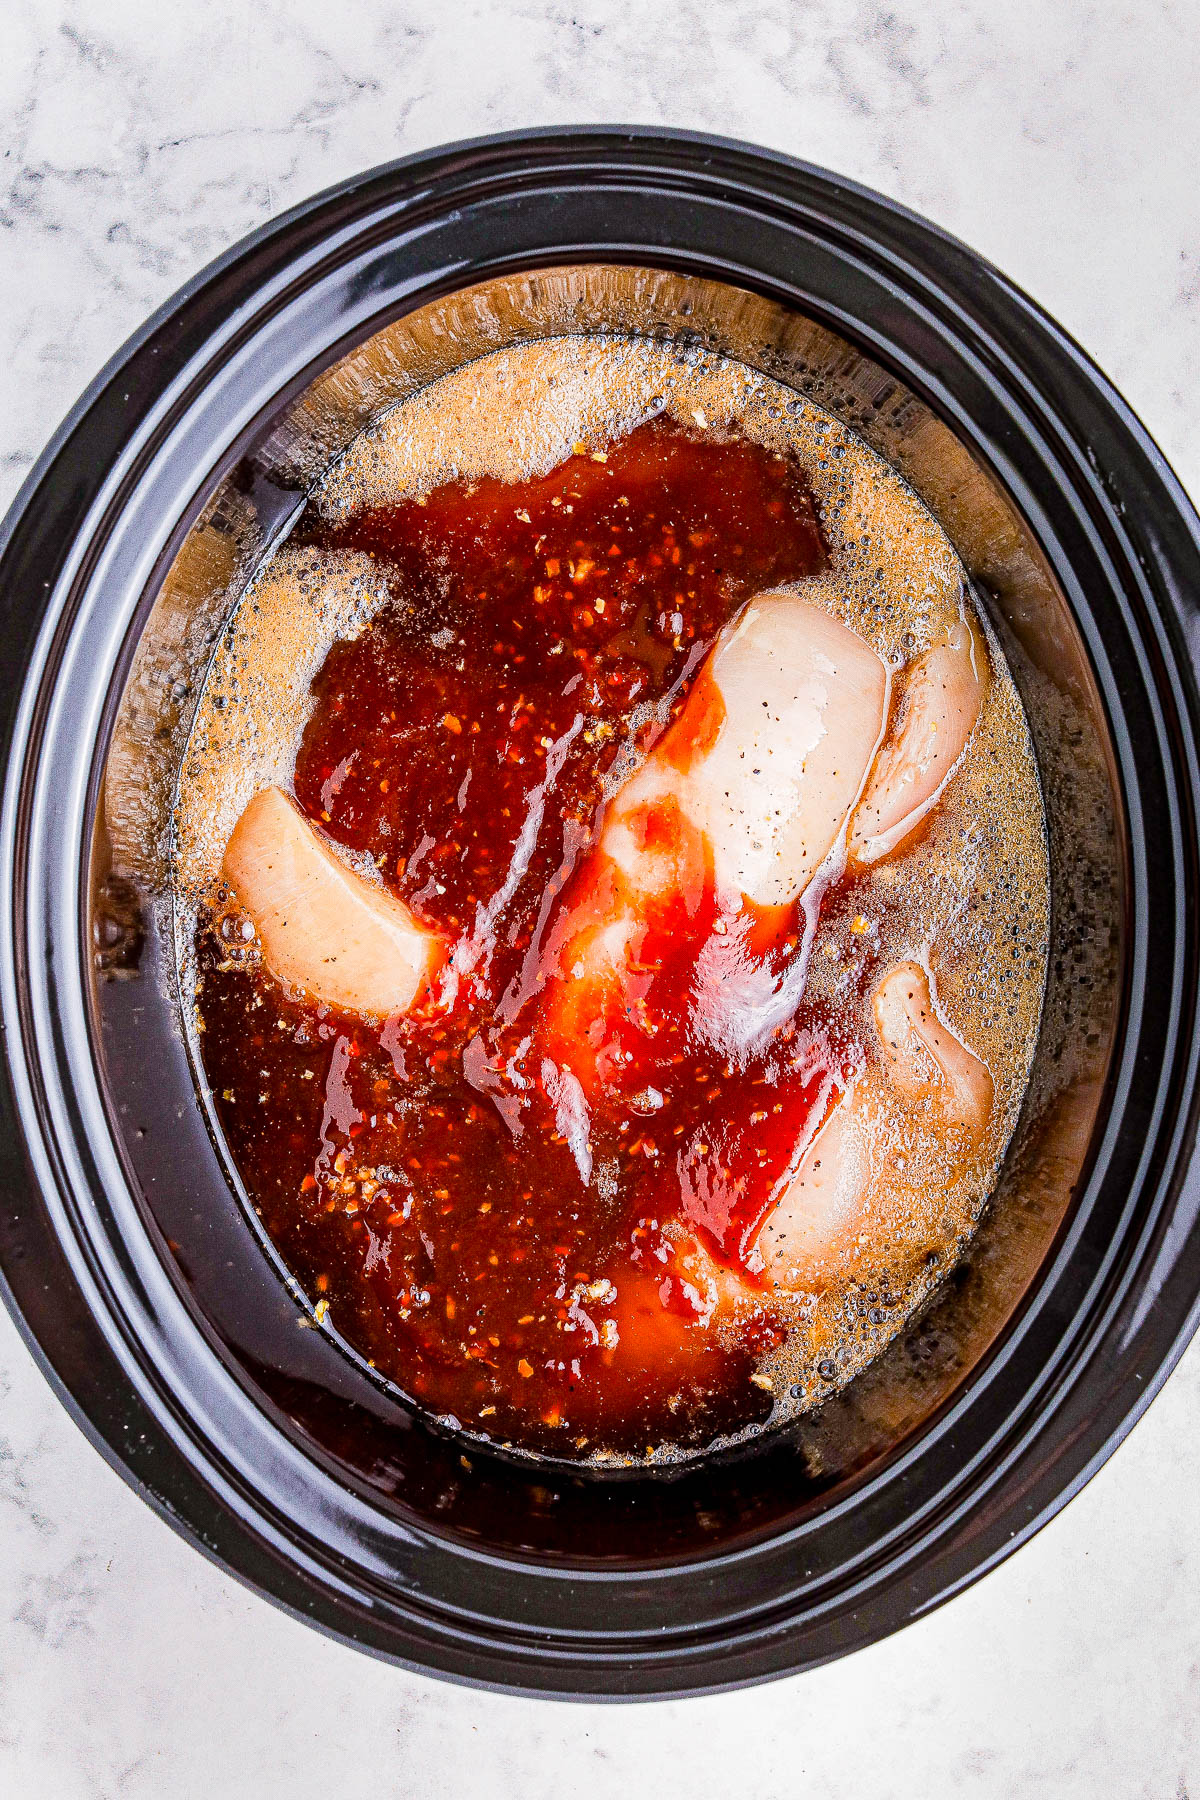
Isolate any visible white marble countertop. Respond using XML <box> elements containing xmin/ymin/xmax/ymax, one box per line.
<box><xmin>3</xmin><ymin>1</ymin><xmax>1199</xmax><ymax>1793</ymax></box>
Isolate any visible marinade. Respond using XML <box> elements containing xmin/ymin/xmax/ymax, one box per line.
<box><xmin>181</xmin><ymin>340</ymin><xmax>1049</xmax><ymax>1463</ymax></box>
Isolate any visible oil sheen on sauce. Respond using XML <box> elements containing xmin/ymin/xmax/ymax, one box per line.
<box><xmin>177</xmin><ymin>337</ymin><xmax>1050</xmax><ymax>1463</ymax></box>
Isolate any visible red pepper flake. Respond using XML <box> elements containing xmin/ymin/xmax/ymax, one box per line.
<box><xmin>442</xmin><ymin>713</ymin><xmax>463</xmax><ymax>734</ymax></box>
<box><xmin>517</xmin><ymin>1358</ymin><xmax>534</xmax><ymax>1378</ymax></box>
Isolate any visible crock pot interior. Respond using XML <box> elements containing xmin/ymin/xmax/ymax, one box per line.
<box><xmin>90</xmin><ymin>265</ymin><xmax>1125</xmax><ymax>1562</ymax></box>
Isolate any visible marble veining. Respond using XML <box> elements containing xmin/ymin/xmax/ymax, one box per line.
<box><xmin>2</xmin><ymin>1</ymin><xmax>1199</xmax><ymax>1794</ymax></box>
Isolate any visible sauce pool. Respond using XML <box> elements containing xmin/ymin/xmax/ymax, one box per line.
<box><xmin>196</xmin><ymin>419</ymin><xmax>922</xmax><ymax>1455</ymax></box>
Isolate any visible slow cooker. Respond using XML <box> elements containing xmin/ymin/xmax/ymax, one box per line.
<box><xmin>1</xmin><ymin>128</ymin><xmax>1197</xmax><ymax>1697</ymax></box>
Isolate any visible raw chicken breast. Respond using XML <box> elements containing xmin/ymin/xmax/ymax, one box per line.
<box><xmin>560</xmin><ymin>589</ymin><xmax>889</xmax><ymax>944</ymax></box>
<box><xmin>541</xmin><ymin>591</ymin><xmax>889</xmax><ymax>1086</ymax></box>
<box><xmin>746</xmin><ymin>960</ymin><xmax>993</xmax><ymax>1295</ymax></box>
<box><xmin>755</xmin><ymin>1092</ymin><xmax>874</xmax><ymax>1292</ymax></box>
<box><xmin>663</xmin><ymin>589</ymin><xmax>889</xmax><ymax>907</ymax></box>
<box><xmin>848</xmin><ymin>614</ymin><xmax>988</xmax><ymax>866</ymax></box>
<box><xmin>222</xmin><ymin>786</ymin><xmax>441</xmax><ymax>1016</ymax></box>
<box><xmin>871</xmin><ymin>960</ymin><xmax>994</xmax><ymax>1137</ymax></box>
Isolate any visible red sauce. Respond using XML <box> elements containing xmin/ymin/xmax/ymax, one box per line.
<box><xmin>197</xmin><ymin>418</ymin><xmax>860</xmax><ymax>1458</ymax></box>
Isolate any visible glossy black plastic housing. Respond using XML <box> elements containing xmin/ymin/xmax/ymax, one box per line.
<box><xmin>1</xmin><ymin>130</ymin><xmax>1198</xmax><ymax>1697</ymax></box>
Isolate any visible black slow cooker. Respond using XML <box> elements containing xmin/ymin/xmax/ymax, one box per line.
<box><xmin>1</xmin><ymin>129</ymin><xmax>1197</xmax><ymax>1697</ymax></box>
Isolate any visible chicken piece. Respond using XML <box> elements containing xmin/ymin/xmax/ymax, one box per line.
<box><xmin>604</xmin><ymin>1263</ymin><xmax>742</xmax><ymax>1382</ymax></box>
<box><xmin>848</xmin><ymin>612</ymin><xmax>988</xmax><ymax>866</ymax></box>
<box><xmin>575</xmin><ymin>587</ymin><xmax>890</xmax><ymax>923</ymax></box>
<box><xmin>222</xmin><ymin>786</ymin><xmax>442</xmax><ymax>1016</ymax></box>
<box><xmin>653</xmin><ymin>588</ymin><xmax>889</xmax><ymax>908</ymax></box>
<box><xmin>747</xmin><ymin>961</ymin><xmax>993</xmax><ymax>1295</ymax></box>
<box><xmin>755</xmin><ymin>1089</ymin><xmax>875</xmax><ymax>1293</ymax></box>
<box><xmin>544</xmin><ymin>593</ymin><xmax>887</xmax><ymax>1064</ymax></box>
<box><xmin>871</xmin><ymin>960</ymin><xmax>994</xmax><ymax>1137</ymax></box>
